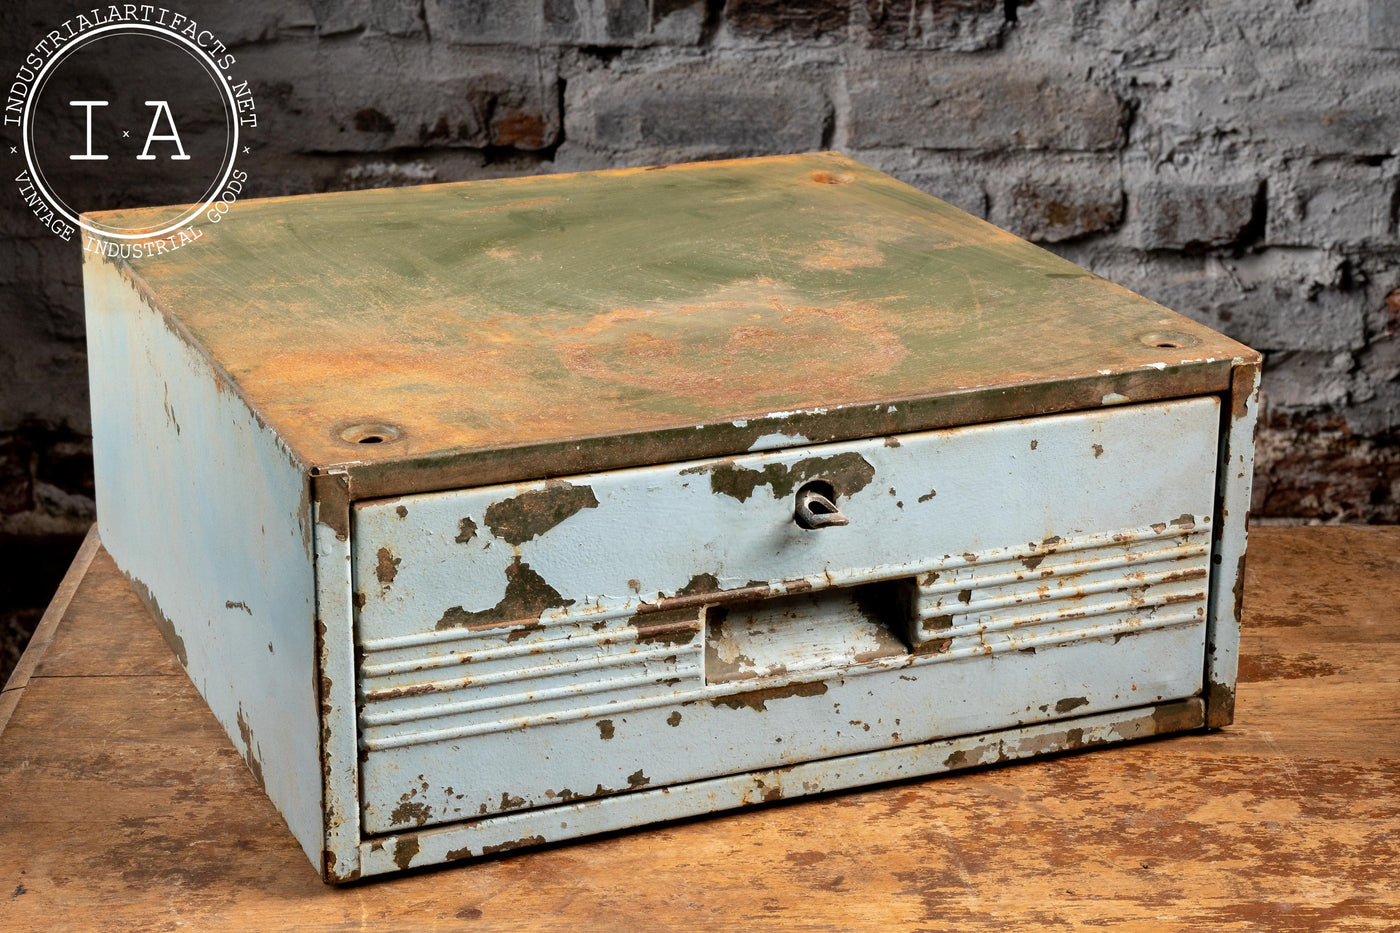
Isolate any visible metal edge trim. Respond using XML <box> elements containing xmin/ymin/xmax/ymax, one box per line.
<box><xmin>349</xmin><ymin>697</ymin><xmax>1205</xmax><ymax>880</ymax></box>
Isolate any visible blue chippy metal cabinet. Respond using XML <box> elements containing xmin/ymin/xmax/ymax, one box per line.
<box><xmin>83</xmin><ymin>153</ymin><xmax>1259</xmax><ymax>882</ymax></box>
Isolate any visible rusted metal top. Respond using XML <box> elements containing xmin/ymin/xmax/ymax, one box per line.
<box><xmin>90</xmin><ymin>152</ymin><xmax>1257</xmax><ymax>497</ymax></box>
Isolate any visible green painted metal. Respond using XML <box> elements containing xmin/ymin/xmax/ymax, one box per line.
<box><xmin>90</xmin><ymin>153</ymin><xmax>1255</xmax><ymax>498</ymax></box>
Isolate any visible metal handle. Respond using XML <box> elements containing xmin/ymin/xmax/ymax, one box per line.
<box><xmin>795</xmin><ymin>486</ymin><xmax>848</xmax><ymax>529</ymax></box>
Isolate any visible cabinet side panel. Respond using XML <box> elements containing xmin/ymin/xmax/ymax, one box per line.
<box><xmin>1205</xmin><ymin>360</ymin><xmax>1261</xmax><ymax>728</ymax></box>
<box><xmin>84</xmin><ymin>255</ymin><xmax>323</xmax><ymax>868</ymax></box>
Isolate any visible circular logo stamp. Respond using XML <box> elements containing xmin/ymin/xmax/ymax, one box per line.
<box><xmin>6</xmin><ymin>7</ymin><xmax>256</xmax><ymax>253</ymax></box>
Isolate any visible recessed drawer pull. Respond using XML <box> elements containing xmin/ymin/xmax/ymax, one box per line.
<box><xmin>794</xmin><ymin>482</ymin><xmax>848</xmax><ymax>529</ymax></box>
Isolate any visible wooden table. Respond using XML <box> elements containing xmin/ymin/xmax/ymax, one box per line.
<box><xmin>1</xmin><ymin>526</ymin><xmax>1396</xmax><ymax>931</ymax></box>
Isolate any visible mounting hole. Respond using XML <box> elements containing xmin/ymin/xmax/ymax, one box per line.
<box><xmin>1139</xmin><ymin>332</ymin><xmax>1199</xmax><ymax>350</ymax></box>
<box><xmin>334</xmin><ymin>422</ymin><xmax>403</xmax><ymax>446</ymax></box>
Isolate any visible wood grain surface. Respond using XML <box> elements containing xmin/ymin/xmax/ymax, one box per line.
<box><xmin>0</xmin><ymin>526</ymin><xmax>1395</xmax><ymax>932</ymax></box>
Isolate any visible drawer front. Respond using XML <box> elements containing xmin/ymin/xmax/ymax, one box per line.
<box><xmin>353</xmin><ymin>398</ymin><xmax>1220</xmax><ymax>834</ymax></box>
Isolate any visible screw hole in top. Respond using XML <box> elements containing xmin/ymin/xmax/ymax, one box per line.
<box><xmin>1138</xmin><ymin>331</ymin><xmax>1199</xmax><ymax>350</ymax></box>
<box><xmin>334</xmin><ymin>422</ymin><xmax>403</xmax><ymax>446</ymax></box>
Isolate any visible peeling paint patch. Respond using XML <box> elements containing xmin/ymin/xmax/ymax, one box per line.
<box><xmin>667</xmin><ymin>711</ymin><xmax>682</xmax><ymax>727</ymax></box>
<box><xmin>375</xmin><ymin>547</ymin><xmax>400</xmax><ymax>586</ymax></box>
<box><xmin>710</xmin><ymin>679</ymin><xmax>828</xmax><ymax>712</ymax></box>
<box><xmin>917</xmin><ymin>489</ymin><xmax>936</xmax><ymax>502</ymax></box>
<box><xmin>395</xmin><ymin>505</ymin><xmax>408</xmax><ymax>518</ymax></box>
<box><xmin>481</xmin><ymin>835</ymin><xmax>546</xmax><ymax>856</ymax></box>
<box><xmin>748</xmin><ymin>432</ymin><xmax>811</xmax><ymax>451</ymax></box>
<box><xmin>484</xmin><ymin>481</ymin><xmax>598</xmax><ymax>546</ymax></box>
<box><xmin>676</xmin><ymin>573</ymin><xmax>721</xmax><ymax>598</ymax></box>
<box><xmin>235</xmin><ymin>704</ymin><xmax>266</xmax><ymax>791</ymax></box>
<box><xmin>455</xmin><ymin>517</ymin><xmax>478</xmax><ymax>544</ymax></box>
<box><xmin>687</xmin><ymin>451</ymin><xmax>876</xmax><ymax>503</ymax></box>
<box><xmin>1092</xmin><ymin>444</ymin><xmax>1104</xmax><ymax>458</ymax></box>
<box><xmin>392</xmin><ymin>837</ymin><xmax>420</xmax><ymax>871</ymax></box>
<box><xmin>225</xmin><ymin>600</ymin><xmax>252</xmax><ymax>614</ymax></box>
<box><xmin>1054</xmin><ymin>696</ymin><xmax>1090</xmax><ymax>714</ymax></box>
<box><xmin>390</xmin><ymin>800</ymin><xmax>432</xmax><ymax>827</ymax></box>
<box><xmin>627</xmin><ymin>769</ymin><xmax>650</xmax><ymax>788</ymax></box>
<box><xmin>597</xmin><ymin>719</ymin><xmax>615</xmax><ymax>740</ymax></box>
<box><xmin>436</xmin><ymin>558</ymin><xmax>575</xmax><ymax>630</ymax></box>
<box><xmin>128</xmin><ymin>575</ymin><xmax>187</xmax><ymax>667</ymax></box>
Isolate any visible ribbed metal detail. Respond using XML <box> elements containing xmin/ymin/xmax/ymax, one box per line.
<box><xmin>358</xmin><ymin>617</ymin><xmax>703</xmax><ymax>749</ymax></box>
<box><xmin>910</xmin><ymin>521</ymin><xmax>1212</xmax><ymax>653</ymax></box>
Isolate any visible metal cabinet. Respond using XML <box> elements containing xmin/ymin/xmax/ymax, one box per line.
<box><xmin>85</xmin><ymin>152</ymin><xmax>1259</xmax><ymax>881</ymax></box>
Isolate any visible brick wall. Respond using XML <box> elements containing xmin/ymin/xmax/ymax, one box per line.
<box><xmin>1</xmin><ymin>0</ymin><xmax>1396</xmax><ymax>677</ymax></box>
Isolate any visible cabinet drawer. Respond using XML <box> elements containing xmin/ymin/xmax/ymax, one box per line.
<box><xmin>352</xmin><ymin>397</ymin><xmax>1219</xmax><ymax>834</ymax></box>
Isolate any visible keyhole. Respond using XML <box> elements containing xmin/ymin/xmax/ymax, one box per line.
<box><xmin>795</xmin><ymin>481</ymin><xmax>849</xmax><ymax>530</ymax></box>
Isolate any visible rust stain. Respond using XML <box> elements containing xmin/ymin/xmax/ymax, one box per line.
<box><xmin>802</xmin><ymin>240</ymin><xmax>885</xmax><ymax>271</ymax></box>
<box><xmin>370</xmin><ymin>682</ymin><xmax>437</xmax><ymax>701</ymax></box>
<box><xmin>480</xmin><ymin>834</ymin><xmax>547</xmax><ymax>857</ymax></box>
<box><xmin>633</xmin><ymin>607</ymin><xmax>702</xmax><ymax>647</ymax></box>
<box><xmin>455</xmin><ymin>517</ymin><xmax>478</xmax><ymax>544</ymax></box>
<box><xmin>1092</xmin><ymin>443</ymin><xmax>1104</xmax><ymax>458</ymax></box>
<box><xmin>390</xmin><ymin>800</ymin><xmax>432</xmax><ymax>827</ymax></box>
<box><xmin>392</xmin><ymin>837</ymin><xmax>420</xmax><ymax>871</ymax></box>
<box><xmin>484</xmin><ymin>481</ymin><xmax>599</xmax><ymax>546</ymax></box>
<box><xmin>1231</xmin><ymin>359</ymin><xmax>1260</xmax><ymax>419</ymax></box>
<box><xmin>688</xmin><ymin>451</ymin><xmax>876</xmax><ymax>503</ymax></box>
<box><xmin>597</xmin><ymin>719</ymin><xmax>615</xmax><ymax>740</ymax></box>
<box><xmin>375</xmin><ymin>547</ymin><xmax>400</xmax><ymax>586</ymax></box>
<box><xmin>809</xmin><ymin>170</ymin><xmax>853</xmax><ymax>184</ymax></box>
<box><xmin>709</xmin><ymin>680</ymin><xmax>828</xmax><ymax>712</ymax></box>
<box><xmin>505</xmin><ymin>621</ymin><xmax>545</xmax><ymax>643</ymax></box>
<box><xmin>436</xmin><ymin>558</ymin><xmax>575</xmax><ymax>631</ymax></box>
<box><xmin>1206</xmin><ymin>680</ymin><xmax>1236</xmax><ymax>726</ymax></box>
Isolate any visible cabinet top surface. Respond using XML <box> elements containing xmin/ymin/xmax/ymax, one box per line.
<box><xmin>90</xmin><ymin>152</ymin><xmax>1254</xmax><ymax>487</ymax></box>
